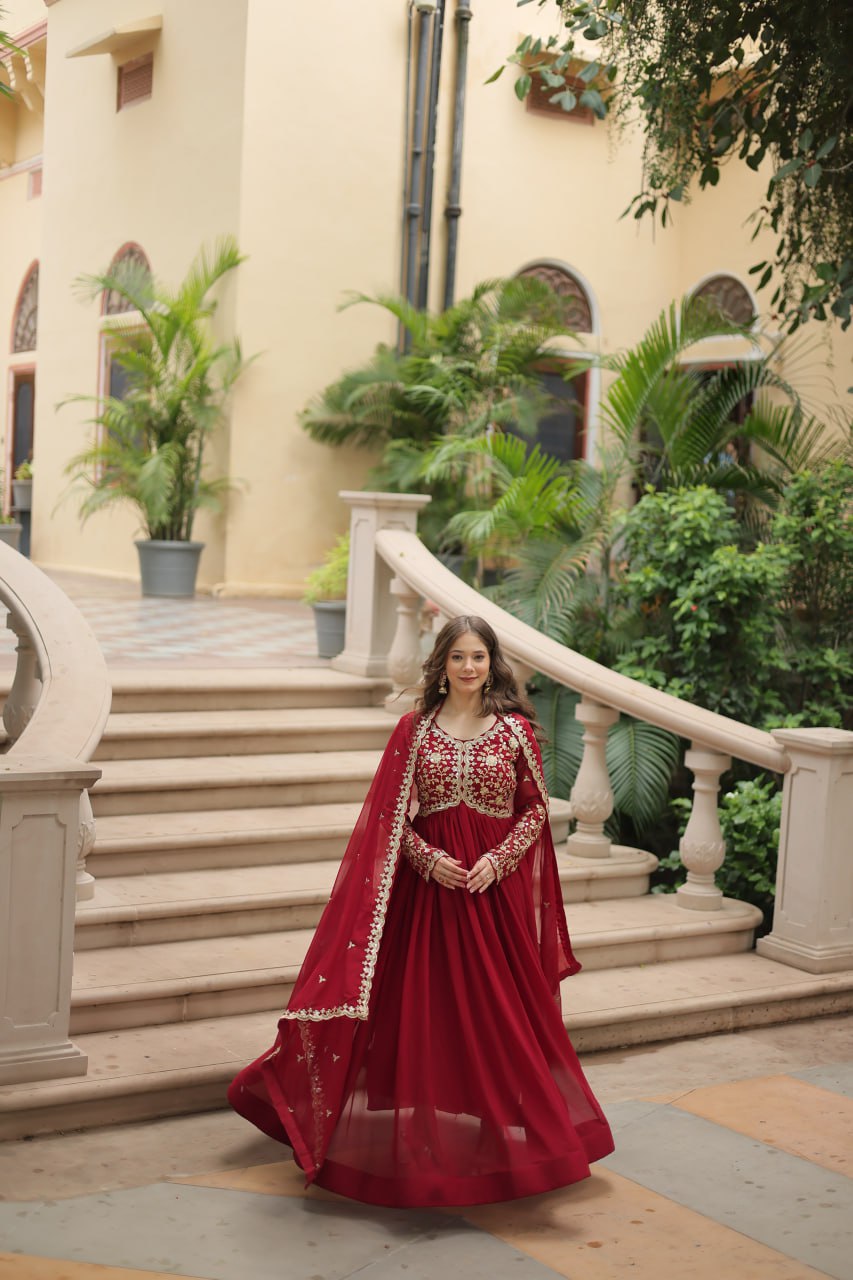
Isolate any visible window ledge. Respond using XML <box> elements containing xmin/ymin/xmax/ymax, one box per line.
<box><xmin>67</xmin><ymin>16</ymin><xmax>162</xmax><ymax>60</ymax></box>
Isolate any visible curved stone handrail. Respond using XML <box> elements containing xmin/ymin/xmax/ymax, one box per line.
<box><xmin>0</xmin><ymin>541</ymin><xmax>111</xmax><ymax>763</ymax></box>
<box><xmin>374</xmin><ymin>528</ymin><xmax>789</xmax><ymax>775</ymax></box>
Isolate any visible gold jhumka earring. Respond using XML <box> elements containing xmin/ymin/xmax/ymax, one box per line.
<box><xmin>438</xmin><ymin>674</ymin><xmax>448</xmax><ymax>695</ymax></box>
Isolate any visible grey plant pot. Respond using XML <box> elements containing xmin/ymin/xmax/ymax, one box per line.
<box><xmin>11</xmin><ymin>480</ymin><xmax>32</xmax><ymax>511</ymax></box>
<box><xmin>312</xmin><ymin>600</ymin><xmax>346</xmax><ymax>659</ymax></box>
<box><xmin>0</xmin><ymin>523</ymin><xmax>23</xmax><ymax>551</ymax></box>
<box><xmin>135</xmin><ymin>539</ymin><xmax>205</xmax><ymax>598</ymax></box>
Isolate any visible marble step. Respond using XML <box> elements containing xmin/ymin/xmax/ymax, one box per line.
<box><xmin>90</xmin><ymin>750</ymin><xmax>383</xmax><ymax>817</ymax></box>
<box><xmin>74</xmin><ymin>848</ymin><xmax>660</xmax><ymax>949</ymax></box>
<box><xmin>88</xmin><ymin>804</ymin><xmax>365</xmax><ymax>875</ymax></box>
<box><xmin>69</xmin><ymin>895</ymin><xmax>761</xmax><ymax>1028</ymax></box>
<box><xmin>5</xmin><ymin>954</ymin><xmax>853</xmax><ymax>1139</ymax></box>
<box><xmin>94</xmin><ymin>706</ymin><xmax>396</xmax><ymax>761</ymax></box>
<box><xmin>108</xmin><ymin>668</ymin><xmax>387</xmax><ymax>714</ymax></box>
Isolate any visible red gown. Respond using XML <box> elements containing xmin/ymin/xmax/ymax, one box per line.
<box><xmin>228</xmin><ymin>708</ymin><xmax>614</xmax><ymax>1208</ymax></box>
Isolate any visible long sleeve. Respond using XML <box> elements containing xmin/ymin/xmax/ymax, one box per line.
<box><xmin>400</xmin><ymin>819</ymin><xmax>445</xmax><ymax>881</ymax></box>
<box><xmin>484</xmin><ymin>752</ymin><xmax>547</xmax><ymax>882</ymax></box>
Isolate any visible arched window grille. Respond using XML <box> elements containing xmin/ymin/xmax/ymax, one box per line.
<box><xmin>12</xmin><ymin>264</ymin><xmax>39</xmax><ymax>353</ymax></box>
<box><xmin>103</xmin><ymin>244</ymin><xmax>152</xmax><ymax>316</ymax></box>
<box><xmin>691</xmin><ymin>274</ymin><xmax>755</xmax><ymax>327</ymax></box>
<box><xmin>517</xmin><ymin>262</ymin><xmax>594</xmax><ymax>333</ymax></box>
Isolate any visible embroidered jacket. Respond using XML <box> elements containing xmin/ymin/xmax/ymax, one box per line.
<box><xmin>400</xmin><ymin>716</ymin><xmax>548</xmax><ymax>882</ymax></box>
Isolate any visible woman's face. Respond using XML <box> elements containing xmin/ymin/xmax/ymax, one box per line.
<box><xmin>443</xmin><ymin>630</ymin><xmax>491</xmax><ymax>697</ymax></box>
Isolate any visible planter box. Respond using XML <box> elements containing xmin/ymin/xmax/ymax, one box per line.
<box><xmin>312</xmin><ymin>600</ymin><xmax>346</xmax><ymax>659</ymax></box>
<box><xmin>11</xmin><ymin>480</ymin><xmax>32</xmax><ymax>512</ymax></box>
<box><xmin>0</xmin><ymin>524</ymin><xmax>22</xmax><ymax>551</ymax></box>
<box><xmin>135</xmin><ymin>540</ymin><xmax>204</xmax><ymax>598</ymax></box>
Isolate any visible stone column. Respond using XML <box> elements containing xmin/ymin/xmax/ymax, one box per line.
<box><xmin>0</xmin><ymin>757</ymin><xmax>99</xmax><ymax>1084</ymax></box>
<box><xmin>332</xmin><ymin>491</ymin><xmax>431</xmax><ymax>679</ymax></box>
<box><xmin>566</xmin><ymin>697</ymin><xmax>619</xmax><ymax>859</ymax></box>
<box><xmin>758</xmin><ymin>728</ymin><xmax>853</xmax><ymax>973</ymax></box>
<box><xmin>676</xmin><ymin>745</ymin><xmax>731</xmax><ymax>911</ymax></box>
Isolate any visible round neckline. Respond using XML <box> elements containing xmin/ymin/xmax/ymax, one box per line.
<box><xmin>433</xmin><ymin>714</ymin><xmax>501</xmax><ymax>745</ymax></box>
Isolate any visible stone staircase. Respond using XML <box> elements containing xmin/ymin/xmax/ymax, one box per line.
<box><xmin>2</xmin><ymin>667</ymin><xmax>852</xmax><ymax>1141</ymax></box>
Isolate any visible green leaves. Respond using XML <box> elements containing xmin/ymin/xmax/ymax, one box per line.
<box><xmin>531</xmin><ymin>680</ymin><xmax>680</xmax><ymax>837</ymax></box>
<box><xmin>504</xmin><ymin>0</ymin><xmax>853</xmax><ymax>332</ymax></box>
<box><xmin>514</xmin><ymin>73</ymin><xmax>532</xmax><ymax>101</ymax></box>
<box><xmin>64</xmin><ymin>239</ymin><xmax>248</xmax><ymax>540</ymax></box>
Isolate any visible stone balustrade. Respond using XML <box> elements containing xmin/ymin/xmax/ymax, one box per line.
<box><xmin>0</xmin><ymin>545</ymin><xmax>111</xmax><ymax>1084</ymax></box>
<box><xmin>333</xmin><ymin>491</ymin><xmax>853</xmax><ymax>973</ymax></box>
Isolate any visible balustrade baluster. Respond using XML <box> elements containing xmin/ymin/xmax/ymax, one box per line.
<box><xmin>384</xmin><ymin>576</ymin><xmax>423</xmax><ymax>712</ymax></box>
<box><xmin>676</xmin><ymin>745</ymin><xmax>730</xmax><ymax>911</ymax></box>
<box><xmin>566</xmin><ymin>697</ymin><xmax>619</xmax><ymax>859</ymax></box>
<box><xmin>3</xmin><ymin>610</ymin><xmax>42</xmax><ymax>744</ymax></box>
<box><xmin>77</xmin><ymin>791</ymin><xmax>97</xmax><ymax>901</ymax></box>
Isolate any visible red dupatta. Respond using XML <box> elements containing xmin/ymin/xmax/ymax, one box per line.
<box><xmin>227</xmin><ymin>705</ymin><xmax>580</xmax><ymax>1182</ymax></box>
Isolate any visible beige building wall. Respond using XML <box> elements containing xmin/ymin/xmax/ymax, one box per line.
<box><xmin>221</xmin><ymin>0</ymin><xmax>408</xmax><ymax>595</ymax></box>
<box><xmin>1</xmin><ymin>0</ymin><xmax>849</xmax><ymax>593</ymax></box>
<box><xmin>16</xmin><ymin>0</ymin><xmax>249</xmax><ymax>587</ymax></box>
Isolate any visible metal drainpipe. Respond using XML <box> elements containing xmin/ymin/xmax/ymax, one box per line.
<box><xmin>398</xmin><ymin>2</ymin><xmax>415</xmax><ymax>311</ymax></box>
<box><xmin>403</xmin><ymin>2</ymin><xmax>435</xmax><ymax>318</ymax></box>
<box><xmin>416</xmin><ymin>0</ymin><xmax>447</xmax><ymax>311</ymax></box>
<box><xmin>443</xmin><ymin>0</ymin><xmax>472</xmax><ymax>310</ymax></box>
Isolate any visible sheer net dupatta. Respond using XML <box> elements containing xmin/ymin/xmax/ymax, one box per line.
<box><xmin>227</xmin><ymin>711</ymin><xmax>429</xmax><ymax>1182</ymax></box>
<box><xmin>504</xmin><ymin>715</ymin><xmax>582</xmax><ymax>988</ymax></box>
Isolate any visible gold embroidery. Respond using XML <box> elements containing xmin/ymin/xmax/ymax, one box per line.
<box><xmin>281</xmin><ymin>708</ymin><xmax>433</xmax><ymax>1023</ymax></box>
<box><xmin>416</xmin><ymin>719</ymin><xmax>518</xmax><ymax>818</ymax></box>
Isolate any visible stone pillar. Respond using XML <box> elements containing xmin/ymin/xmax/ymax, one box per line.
<box><xmin>758</xmin><ymin>728</ymin><xmax>853</xmax><ymax>973</ymax></box>
<box><xmin>566</xmin><ymin>697</ymin><xmax>619</xmax><ymax>859</ymax></box>
<box><xmin>676</xmin><ymin>745</ymin><xmax>731</xmax><ymax>912</ymax></box>
<box><xmin>0</xmin><ymin>757</ymin><xmax>99</xmax><ymax>1084</ymax></box>
<box><xmin>332</xmin><ymin>491</ymin><xmax>431</xmax><ymax>679</ymax></box>
<box><xmin>384</xmin><ymin>576</ymin><xmax>424</xmax><ymax>713</ymax></box>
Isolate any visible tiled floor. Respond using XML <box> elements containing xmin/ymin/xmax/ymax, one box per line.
<box><xmin>0</xmin><ymin>568</ymin><xmax>324</xmax><ymax>669</ymax></box>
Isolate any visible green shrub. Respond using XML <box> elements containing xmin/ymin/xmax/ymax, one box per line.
<box><xmin>303</xmin><ymin>534</ymin><xmax>349</xmax><ymax>604</ymax></box>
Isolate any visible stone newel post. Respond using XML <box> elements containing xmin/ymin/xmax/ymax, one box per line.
<box><xmin>0</xmin><ymin>756</ymin><xmax>99</xmax><ymax>1084</ymax></box>
<box><xmin>332</xmin><ymin>491</ymin><xmax>431</xmax><ymax>680</ymax></box>
<box><xmin>758</xmin><ymin>728</ymin><xmax>853</xmax><ymax>973</ymax></box>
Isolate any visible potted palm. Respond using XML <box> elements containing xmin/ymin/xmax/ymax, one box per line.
<box><xmin>12</xmin><ymin>460</ymin><xmax>32</xmax><ymax>511</ymax></box>
<box><xmin>0</xmin><ymin>470</ymin><xmax>22</xmax><ymax>550</ymax></box>
<box><xmin>303</xmin><ymin>533</ymin><xmax>349</xmax><ymax>659</ymax></box>
<box><xmin>64</xmin><ymin>237</ymin><xmax>249</xmax><ymax>597</ymax></box>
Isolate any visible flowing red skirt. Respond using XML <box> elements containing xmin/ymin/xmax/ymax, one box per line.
<box><xmin>229</xmin><ymin>801</ymin><xmax>614</xmax><ymax>1207</ymax></box>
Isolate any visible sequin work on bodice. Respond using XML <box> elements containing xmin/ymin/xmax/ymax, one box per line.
<box><xmin>415</xmin><ymin>718</ymin><xmax>520</xmax><ymax>819</ymax></box>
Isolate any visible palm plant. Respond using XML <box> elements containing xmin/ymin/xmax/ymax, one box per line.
<box><xmin>301</xmin><ymin>277</ymin><xmax>578</xmax><ymax>450</ymax></box>
<box><xmin>64</xmin><ymin>237</ymin><xmax>247</xmax><ymax>542</ymax></box>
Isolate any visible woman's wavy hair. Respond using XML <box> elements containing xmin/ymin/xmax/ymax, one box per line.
<box><xmin>415</xmin><ymin>615</ymin><xmax>543</xmax><ymax>738</ymax></box>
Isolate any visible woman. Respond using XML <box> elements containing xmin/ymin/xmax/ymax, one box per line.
<box><xmin>228</xmin><ymin>615</ymin><xmax>614</xmax><ymax>1207</ymax></box>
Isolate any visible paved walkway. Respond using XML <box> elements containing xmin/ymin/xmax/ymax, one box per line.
<box><xmin>1</xmin><ymin>1019</ymin><xmax>851</xmax><ymax>1279</ymax></box>
<box><xmin>0</xmin><ymin>569</ymin><xmax>851</xmax><ymax>1277</ymax></box>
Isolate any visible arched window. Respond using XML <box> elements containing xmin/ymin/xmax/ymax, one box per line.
<box><xmin>513</xmin><ymin>261</ymin><xmax>596</xmax><ymax>463</ymax></box>
<box><xmin>691</xmin><ymin>274</ymin><xmax>755</xmax><ymax>327</ymax></box>
<box><xmin>12</xmin><ymin>263</ymin><xmax>39</xmax><ymax>353</ymax></box>
<box><xmin>517</xmin><ymin>261</ymin><xmax>594</xmax><ymax>334</ymax></box>
<box><xmin>103</xmin><ymin>243</ymin><xmax>152</xmax><ymax>316</ymax></box>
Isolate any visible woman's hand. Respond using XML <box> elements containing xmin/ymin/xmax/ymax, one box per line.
<box><xmin>467</xmin><ymin>855</ymin><xmax>497</xmax><ymax>894</ymax></box>
<box><xmin>432</xmin><ymin>854</ymin><xmax>467</xmax><ymax>890</ymax></box>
